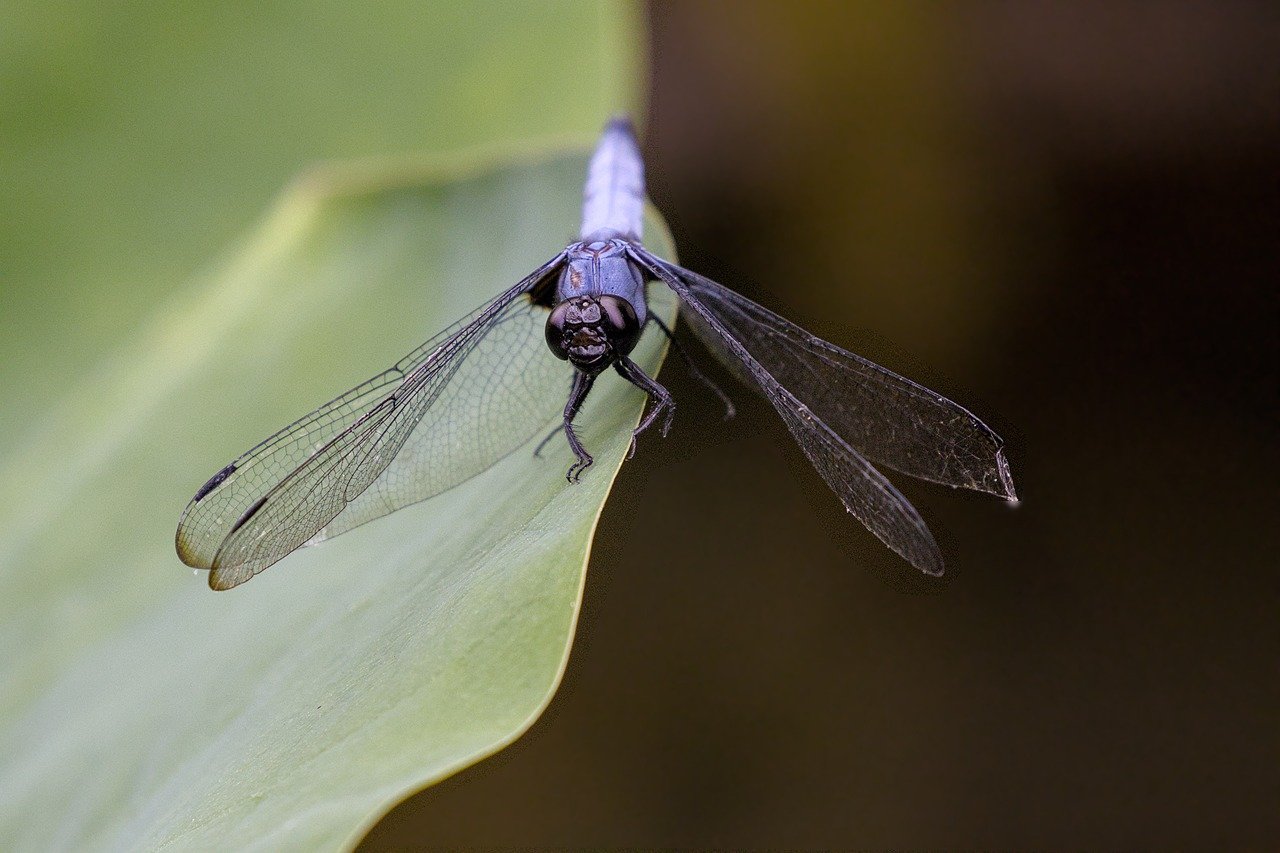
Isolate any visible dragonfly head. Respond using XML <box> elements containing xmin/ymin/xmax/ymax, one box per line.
<box><xmin>545</xmin><ymin>295</ymin><xmax>641</xmax><ymax>374</ymax></box>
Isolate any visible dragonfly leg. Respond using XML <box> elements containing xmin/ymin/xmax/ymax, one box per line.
<box><xmin>562</xmin><ymin>370</ymin><xmax>597</xmax><ymax>482</ymax></box>
<box><xmin>649</xmin><ymin>314</ymin><xmax>735</xmax><ymax>420</ymax></box>
<box><xmin>614</xmin><ymin>356</ymin><xmax>675</xmax><ymax>458</ymax></box>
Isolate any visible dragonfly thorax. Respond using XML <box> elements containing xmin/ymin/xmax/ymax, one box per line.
<box><xmin>544</xmin><ymin>294</ymin><xmax>640</xmax><ymax>374</ymax></box>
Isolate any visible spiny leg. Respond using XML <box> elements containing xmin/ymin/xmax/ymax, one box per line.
<box><xmin>649</xmin><ymin>314</ymin><xmax>735</xmax><ymax>420</ymax></box>
<box><xmin>614</xmin><ymin>356</ymin><xmax>675</xmax><ymax>459</ymax></box>
<box><xmin>562</xmin><ymin>369</ymin><xmax>597</xmax><ymax>482</ymax></box>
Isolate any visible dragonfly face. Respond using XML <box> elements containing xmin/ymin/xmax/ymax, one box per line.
<box><xmin>544</xmin><ymin>293</ymin><xmax>640</xmax><ymax>373</ymax></box>
<box><xmin>544</xmin><ymin>239</ymin><xmax>648</xmax><ymax>374</ymax></box>
<box><xmin>177</xmin><ymin>116</ymin><xmax>1017</xmax><ymax>590</ymax></box>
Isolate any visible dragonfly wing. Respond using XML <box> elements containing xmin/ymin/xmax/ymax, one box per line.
<box><xmin>633</xmin><ymin>247</ymin><xmax>993</xmax><ymax>575</ymax></box>
<box><xmin>175</xmin><ymin>253</ymin><xmax>566</xmax><ymax>589</ymax></box>
<box><xmin>643</xmin><ymin>255</ymin><xmax>1015</xmax><ymax>499</ymax></box>
<box><xmin>314</xmin><ymin>288</ymin><xmax>570</xmax><ymax>543</ymax></box>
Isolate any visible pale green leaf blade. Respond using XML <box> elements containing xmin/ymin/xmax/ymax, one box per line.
<box><xmin>0</xmin><ymin>149</ymin><xmax>676</xmax><ymax>850</ymax></box>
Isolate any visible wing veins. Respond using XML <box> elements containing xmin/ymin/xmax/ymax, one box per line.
<box><xmin>180</xmin><ymin>253</ymin><xmax>565</xmax><ymax>586</ymax></box>
<box><xmin>663</xmin><ymin>263</ymin><xmax>1015</xmax><ymax>498</ymax></box>
<box><xmin>632</xmin><ymin>247</ymin><xmax>946</xmax><ymax>575</ymax></box>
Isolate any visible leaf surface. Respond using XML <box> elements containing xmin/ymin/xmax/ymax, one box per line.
<box><xmin>0</xmin><ymin>150</ymin><xmax>676</xmax><ymax>851</ymax></box>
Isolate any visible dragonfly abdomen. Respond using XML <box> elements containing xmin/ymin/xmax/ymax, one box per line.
<box><xmin>579</xmin><ymin>117</ymin><xmax>645</xmax><ymax>242</ymax></box>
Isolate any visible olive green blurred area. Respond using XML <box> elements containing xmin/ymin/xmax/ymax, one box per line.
<box><xmin>2</xmin><ymin>0</ymin><xmax>1276</xmax><ymax>848</ymax></box>
<box><xmin>0</xmin><ymin>0</ymin><xmax>638</xmax><ymax>447</ymax></box>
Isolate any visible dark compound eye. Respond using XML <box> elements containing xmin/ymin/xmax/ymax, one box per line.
<box><xmin>597</xmin><ymin>295</ymin><xmax>640</xmax><ymax>356</ymax></box>
<box><xmin>545</xmin><ymin>301</ymin><xmax>572</xmax><ymax>360</ymax></box>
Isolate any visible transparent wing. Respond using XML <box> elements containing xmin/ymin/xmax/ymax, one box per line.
<box><xmin>176</xmin><ymin>253</ymin><xmax>566</xmax><ymax>589</ymax></box>
<box><xmin>662</xmin><ymin>261</ymin><xmax>1015</xmax><ymax>498</ymax></box>
<box><xmin>633</xmin><ymin>248</ymin><xmax>1016</xmax><ymax>575</ymax></box>
<box><xmin>314</xmin><ymin>292</ymin><xmax>568</xmax><ymax>542</ymax></box>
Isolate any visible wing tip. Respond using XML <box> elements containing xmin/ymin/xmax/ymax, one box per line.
<box><xmin>995</xmin><ymin>447</ymin><xmax>1019</xmax><ymax>503</ymax></box>
<box><xmin>914</xmin><ymin>536</ymin><xmax>946</xmax><ymax>577</ymax></box>
<box><xmin>208</xmin><ymin>563</ymin><xmax>252</xmax><ymax>591</ymax></box>
<box><xmin>174</xmin><ymin>532</ymin><xmax>211</xmax><ymax>571</ymax></box>
<box><xmin>851</xmin><ymin>506</ymin><xmax>946</xmax><ymax>577</ymax></box>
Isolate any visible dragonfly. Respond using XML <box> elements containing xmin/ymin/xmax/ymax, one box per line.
<box><xmin>177</xmin><ymin>118</ymin><xmax>1017</xmax><ymax>590</ymax></box>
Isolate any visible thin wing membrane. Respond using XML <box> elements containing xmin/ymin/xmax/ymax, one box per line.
<box><xmin>659</xmin><ymin>261</ymin><xmax>1014</xmax><ymax>498</ymax></box>
<box><xmin>634</xmin><ymin>248</ymin><xmax>1014</xmax><ymax>575</ymax></box>
<box><xmin>176</xmin><ymin>254</ymin><xmax>565</xmax><ymax>589</ymax></box>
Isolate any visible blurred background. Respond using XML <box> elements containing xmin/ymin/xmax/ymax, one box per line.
<box><xmin>368</xmin><ymin>2</ymin><xmax>1278</xmax><ymax>847</ymax></box>
<box><xmin>3</xmin><ymin>1</ymin><xmax>1275</xmax><ymax>848</ymax></box>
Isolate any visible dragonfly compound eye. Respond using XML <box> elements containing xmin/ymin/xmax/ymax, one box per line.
<box><xmin>597</xmin><ymin>295</ymin><xmax>641</xmax><ymax>357</ymax></box>
<box><xmin>545</xmin><ymin>298</ymin><xmax>602</xmax><ymax>361</ymax></box>
<box><xmin>545</xmin><ymin>301</ymin><xmax>574</xmax><ymax>360</ymax></box>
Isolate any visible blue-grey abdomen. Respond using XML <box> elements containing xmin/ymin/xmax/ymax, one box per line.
<box><xmin>579</xmin><ymin>118</ymin><xmax>645</xmax><ymax>242</ymax></box>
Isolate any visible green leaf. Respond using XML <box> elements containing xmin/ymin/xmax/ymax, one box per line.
<box><xmin>0</xmin><ymin>149</ymin><xmax>676</xmax><ymax>849</ymax></box>
<box><xmin>0</xmin><ymin>0</ymin><xmax>645</xmax><ymax>450</ymax></box>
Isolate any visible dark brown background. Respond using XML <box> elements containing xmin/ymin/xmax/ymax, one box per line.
<box><xmin>364</xmin><ymin>2</ymin><xmax>1278</xmax><ymax>847</ymax></box>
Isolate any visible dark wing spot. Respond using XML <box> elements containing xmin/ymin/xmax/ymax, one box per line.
<box><xmin>193</xmin><ymin>463</ymin><xmax>236</xmax><ymax>502</ymax></box>
<box><xmin>229</xmin><ymin>495</ymin><xmax>268</xmax><ymax>535</ymax></box>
